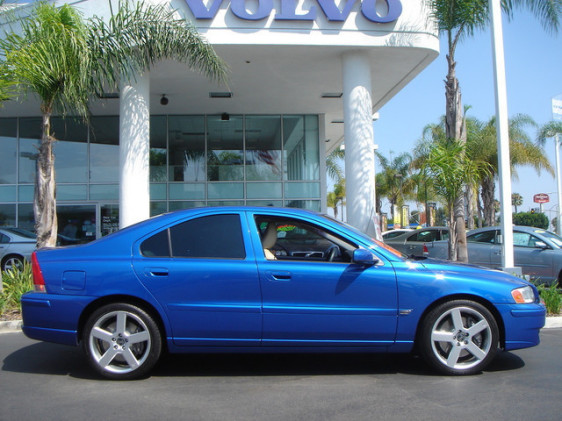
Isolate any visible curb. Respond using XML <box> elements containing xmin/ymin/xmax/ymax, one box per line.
<box><xmin>2</xmin><ymin>317</ymin><xmax>562</xmax><ymax>334</ymax></box>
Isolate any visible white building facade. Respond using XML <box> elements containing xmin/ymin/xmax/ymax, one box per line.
<box><xmin>0</xmin><ymin>0</ymin><xmax>438</xmax><ymax>241</ymax></box>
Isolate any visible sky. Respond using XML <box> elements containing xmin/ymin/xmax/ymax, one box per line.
<box><xmin>374</xmin><ymin>9</ymin><xmax>562</xmax><ymax>222</ymax></box>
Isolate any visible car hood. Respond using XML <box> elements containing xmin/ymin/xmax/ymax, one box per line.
<box><xmin>412</xmin><ymin>257</ymin><xmax>528</xmax><ymax>288</ymax></box>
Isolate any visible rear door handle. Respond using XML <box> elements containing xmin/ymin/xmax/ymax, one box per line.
<box><xmin>145</xmin><ymin>267</ymin><xmax>169</xmax><ymax>277</ymax></box>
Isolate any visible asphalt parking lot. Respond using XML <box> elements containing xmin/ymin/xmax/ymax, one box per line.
<box><xmin>1</xmin><ymin>328</ymin><xmax>561</xmax><ymax>421</ymax></box>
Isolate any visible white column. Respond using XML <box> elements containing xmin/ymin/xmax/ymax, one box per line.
<box><xmin>119</xmin><ymin>72</ymin><xmax>150</xmax><ymax>229</ymax></box>
<box><xmin>342</xmin><ymin>51</ymin><xmax>376</xmax><ymax>235</ymax></box>
<box><xmin>489</xmin><ymin>0</ymin><xmax>514</xmax><ymax>270</ymax></box>
<box><xmin>556</xmin><ymin>134</ymin><xmax>562</xmax><ymax>235</ymax></box>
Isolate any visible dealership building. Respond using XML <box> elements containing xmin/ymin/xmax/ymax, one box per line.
<box><xmin>0</xmin><ymin>0</ymin><xmax>438</xmax><ymax>242</ymax></box>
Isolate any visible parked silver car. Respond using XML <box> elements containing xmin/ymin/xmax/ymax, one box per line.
<box><xmin>425</xmin><ymin>225</ymin><xmax>562</xmax><ymax>285</ymax></box>
<box><xmin>383</xmin><ymin>226</ymin><xmax>449</xmax><ymax>256</ymax></box>
<box><xmin>0</xmin><ymin>228</ymin><xmax>36</xmax><ymax>272</ymax></box>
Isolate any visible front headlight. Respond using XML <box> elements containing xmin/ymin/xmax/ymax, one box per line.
<box><xmin>511</xmin><ymin>286</ymin><xmax>536</xmax><ymax>304</ymax></box>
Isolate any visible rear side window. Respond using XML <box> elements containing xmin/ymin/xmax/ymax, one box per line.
<box><xmin>141</xmin><ymin>214</ymin><xmax>246</xmax><ymax>259</ymax></box>
<box><xmin>171</xmin><ymin>214</ymin><xmax>245</xmax><ymax>259</ymax></box>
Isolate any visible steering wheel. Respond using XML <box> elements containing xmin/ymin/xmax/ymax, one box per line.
<box><xmin>325</xmin><ymin>245</ymin><xmax>340</xmax><ymax>262</ymax></box>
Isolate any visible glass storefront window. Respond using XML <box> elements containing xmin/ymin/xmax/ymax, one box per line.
<box><xmin>1</xmin><ymin>114</ymin><xmax>322</xmax><ymax>235</ymax></box>
<box><xmin>0</xmin><ymin>204</ymin><xmax>16</xmax><ymax>226</ymax></box>
<box><xmin>207</xmin><ymin>115</ymin><xmax>243</xmax><ymax>181</ymax></box>
<box><xmin>168</xmin><ymin>116</ymin><xmax>205</xmax><ymax>182</ymax></box>
<box><xmin>17</xmin><ymin>203</ymin><xmax>35</xmax><ymax>232</ymax></box>
<box><xmin>0</xmin><ymin>118</ymin><xmax>17</xmax><ymax>184</ymax></box>
<box><xmin>90</xmin><ymin>116</ymin><xmax>119</xmax><ymax>182</ymax></box>
<box><xmin>0</xmin><ymin>186</ymin><xmax>16</xmax><ymax>202</ymax></box>
<box><xmin>150</xmin><ymin>116</ymin><xmax>167</xmax><ymax>182</ymax></box>
<box><xmin>245</xmin><ymin>115</ymin><xmax>282</xmax><ymax>181</ymax></box>
<box><xmin>52</xmin><ymin>117</ymin><xmax>88</xmax><ymax>183</ymax></box>
<box><xmin>19</xmin><ymin>118</ymin><xmax>42</xmax><ymax>184</ymax></box>
<box><xmin>283</xmin><ymin>115</ymin><xmax>319</xmax><ymax>181</ymax></box>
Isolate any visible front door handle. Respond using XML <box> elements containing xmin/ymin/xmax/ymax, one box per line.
<box><xmin>268</xmin><ymin>271</ymin><xmax>292</xmax><ymax>281</ymax></box>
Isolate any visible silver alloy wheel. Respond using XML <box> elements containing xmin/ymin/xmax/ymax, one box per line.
<box><xmin>430</xmin><ymin>306</ymin><xmax>493</xmax><ymax>371</ymax></box>
<box><xmin>2</xmin><ymin>256</ymin><xmax>24</xmax><ymax>272</ymax></box>
<box><xmin>88</xmin><ymin>310</ymin><xmax>152</xmax><ymax>375</ymax></box>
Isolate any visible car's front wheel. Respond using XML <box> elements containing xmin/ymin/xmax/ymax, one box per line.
<box><xmin>83</xmin><ymin>303</ymin><xmax>162</xmax><ymax>380</ymax></box>
<box><xmin>419</xmin><ymin>300</ymin><xmax>499</xmax><ymax>375</ymax></box>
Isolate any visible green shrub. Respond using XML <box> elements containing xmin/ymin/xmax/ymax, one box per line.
<box><xmin>537</xmin><ymin>282</ymin><xmax>561</xmax><ymax>316</ymax></box>
<box><xmin>1</xmin><ymin>261</ymin><xmax>33</xmax><ymax>313</ymax></box>
<box><xmin>513</xmin><ymin>212</ymin><xmax>549</xmax><ymax>229</ymax></box>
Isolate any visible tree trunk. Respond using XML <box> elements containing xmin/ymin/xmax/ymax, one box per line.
<box><xmin>447</xmin><ymin>205</ymin><xmax>456</xmax><ymax>261</ymax></box>
<box><xmin>34</xmin><ymin>109</ymin><xmax>58</xmax><ymax>248</ymax></box>
<box><xmin>445</xmin><ymin>50</ymin><xmax>468</xmax><ymax>262</ymax></box>
<box><xmin>481</xmin><ymin>176</ymin><xmax>496</xmax><ymax>226</ymax></box>
<box><xmin>466</xmin><ymin>185</ymin><xmax>475</xmax><ymax>230</ymax></box>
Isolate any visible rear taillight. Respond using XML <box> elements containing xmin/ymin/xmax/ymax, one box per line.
<box><xmin>31</xmin><ymin>252</ymin><xmax>46</xmax><ymax>293</ymax></box>
<box><xmin>422</xmin><ymin>243</ymin><xmax>429</xmax><ymax>256</ymax></box>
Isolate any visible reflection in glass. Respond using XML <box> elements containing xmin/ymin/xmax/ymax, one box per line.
<box><xmin>168</xmin><ymin>116</ymin><xmax>205</xmax><ymax>182</ymax></box>
<box><xmin>52</xmin><ymin>117</ymin><xmax>88</xmax><ymax>183</ymax></box>
<box><xmin>283</xmin><ymin>115</ymin><xmax>319</xmax><ymax>181</ymax></box>
<box><xmin>207</xmin><ymin>115</ymin><xmax>243</xmax><ymax>181</ymax></box>
<box><xmin>17</xmin><ymin>203</ymin><xmax>35</xmax><ymax>232</ymax></box>
<box><xmin>19</xmin><ymin>118</ymin><xmax>42</xmax><ymax>184</ymax></box>
<box><xmin>0</xmin><ymin>119</ymin><xmax>17</xmax><ymax>184</ymax></box>
<box><xmin>0</xmin><ymin>204</ymin><xmax>16</xmax><ymax>226</ymax></box>
<box><xmin>150</xmin><ymin>116</ymin><xmax>167</xmax><ymax>182</ymax></box>
<box><xmin>245</xmin><ymin>116</ymin><xmax>282</xmax><ymax>181</ymax></box>
<box><xmin>57</xmin><ymin>205</ymin><xmax>97</xmax><ymax>243</ymax></box>
<box><xmin>90</xmin><ymin>117</ymin><xmax>119</xmax><ymax>182</ymax></box>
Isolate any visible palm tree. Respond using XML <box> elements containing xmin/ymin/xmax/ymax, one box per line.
<box><xmin>512</xmin><ymin>193</ymin><xmax>523</xmax><ymax>214</ymax></box>
<box><xmin>327</xmin><ymin>179</ymin><xmax>346</xmax><ymax>220</ymax></box>
<box><xmin>1</xmin><ymin>1</ymin><xmax>227</xmax><ymax>248</ymax></box>
<box><xmin>424</xmin><ymin>139</ymin><xmax>488</xmax><ymax>260</ymax></box>
<box><xmin>326</xmin><ymin>148</ymin><xmax>345</xmax><ymax>185</ymax></box>
<box><xmin>469</xmin><ymin>114</ymin><xmax>553</xmax><ymax>226</ymax></box>
<box><xmin>426</xmin><ymin>0</ymin><xmax>561</xmax><ymax>259</ymax></box>
<box><xmin>376</xmin><ymin>152</ymin><xmax>414</xmax><ymax>227</ymax></box>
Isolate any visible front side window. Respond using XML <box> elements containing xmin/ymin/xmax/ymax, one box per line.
<box><xmin>255</xmin><ymin>216</ymin><xmax>355</xmax><ymax>263</ymax></box>
<box><xmin>408</xmin><ymin>230</ymin><xmax>438</xmax><ymax>243</ymax></box>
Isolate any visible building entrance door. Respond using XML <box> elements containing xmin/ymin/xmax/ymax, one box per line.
<box><xmin>100</xmin><ymin>204</ymin><xmax>119</xmax><ymax>237</ymax></box>
<box><xmin>57</xmin><ymin>204</ymin><xmax>97</xmax><ymax>244</ymax></box>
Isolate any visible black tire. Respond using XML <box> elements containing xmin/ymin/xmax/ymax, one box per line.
<box><xmin>419</xmin><ymin>300</ymin><xmax>499</xmax><ymax>375</ymax></box>
<box><xmin>82</xmin><ymin>303</ymin><xmax>162</xmax><ymax>380</ymax></box>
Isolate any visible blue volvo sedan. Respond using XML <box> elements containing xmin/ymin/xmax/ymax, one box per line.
<box><xmin>21</xmin><ymin>207</ymin><xmax>545</xmax><ymax>379</ymax></box>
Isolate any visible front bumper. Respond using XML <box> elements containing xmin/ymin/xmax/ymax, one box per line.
<box><xmin>498</xmin><ymin>303</ymin><xmax>546</xmax><ymax>351</ymax></box>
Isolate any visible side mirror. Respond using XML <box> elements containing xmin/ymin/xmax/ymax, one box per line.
<box><xmin>535</xmin><ymin>241</ymin><xmax>549</xmax><ymax>249</ymax></box>
<box><xmin>353</xmin><ymin>249</ymin><xmax>379</xmax><ymax>266</ymax></box>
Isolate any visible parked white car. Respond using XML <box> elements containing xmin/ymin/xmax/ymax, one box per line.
<box><xmin>0</xmin><ymin>228</ymin><xmax>36</xmax><ymax>272</ymax></box>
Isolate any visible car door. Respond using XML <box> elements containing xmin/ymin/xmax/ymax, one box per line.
<box><xmin>249</xmin><ymin>211</ymin><xmax>398</xmax><ymax>347</ymax></box>
<box><xmin>512</xmin><ymin>231</ymin><xmax>554</xmax><ymax>280</ymax></box>
<box><xmin>466</xmin><ymin>230</ymin><xmax>499</xmax><ymax>268</ymax></box>
<box><xmin>133</xmin><ymin>212</ymin><xmax>262</xmax><ymax>347</ymax></box>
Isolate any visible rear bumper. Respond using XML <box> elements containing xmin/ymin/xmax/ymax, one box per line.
<box><xmin>498</xmin><ymin>303</ymin><xmax>546</xmax><ymax>351</ymax></box>
<box><xmin>21</xmin><ymin>292</ymin><xmax>93</xmax><ymax>346</ymax></box>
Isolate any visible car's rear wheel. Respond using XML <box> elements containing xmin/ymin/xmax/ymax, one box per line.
<box><xmin>419</xmin><ymin>300</ymin><xmax>499</xmax><ymax>375</ymax></box>
<box><xmin>83</xmin><ymin>303</ymin><xmax>162</xmax><ymax>380</ymax></box>
<box><xmin>1</xmin><ymin>255</ymin><xmax>24</xmax><ymax>272</ymax></box>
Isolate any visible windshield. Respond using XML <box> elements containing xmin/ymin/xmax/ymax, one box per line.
<box><xmin>4</xmin><ymin>227</ymin><xmax>36</xmax><ymax>239</ymax></box>
<box><xmin>534</xmin><ymin>229</ymin><xmax>562</xmax><ymax>248</ymax></box>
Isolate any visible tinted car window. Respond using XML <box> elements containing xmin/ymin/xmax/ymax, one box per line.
<box><xmin>468</xmin><ymin>231</ymin><xmax>497</xmax><ymax>244</ymax></box>
<box><xmin>141</xmin><ymin>229</ymin><xmax>170</xmax><ymax>257</ymax></box>
<box><xmin>407</xmin><ymin>230</ymin><xmax>438</xmax><ymax>242</ymax></box>
<box><xmin>0</xmin><ymin>234</ymin><xmax>8</xmax><ymax>244</ymax></box>
<box><xmin>170</xmin><ymin>214</ymin><xmax>245</xmax><ymax>259</ymax></box>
